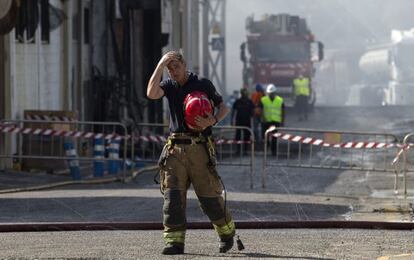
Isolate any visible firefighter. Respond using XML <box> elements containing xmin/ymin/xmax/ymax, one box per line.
<box><xmin>147</xmin><ymin>51</ymin><xmax>236</xmax><ymax>255</ymax></box>
<box><xmin>293</xmin><ymin>72</ymin><xmax>311</xmax><ymax>121</ymax></box>
<box><xmin>259</xmin><ymin>84</ymin><xmax>285</xmax><ymax>155</ymax></box>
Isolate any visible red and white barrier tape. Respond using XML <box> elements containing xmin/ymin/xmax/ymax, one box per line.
<box><xmin>0</xmin><ymin>125</ymin><xmax>123</xmax><ymax>141</ymax></box>
<box><xmin>0</xmin><ymin>124</ymin><xmax>250</xmax><ymax>144</ymax></box>
<box><xmin>137</xmin><ymin>135</ymin><xmax>167</xmax><ymax>143</ymax></box>
<box><xmin>272</xmin><ymin>132</ymin><xmax>413</xmax><ymax>149</ymax></box>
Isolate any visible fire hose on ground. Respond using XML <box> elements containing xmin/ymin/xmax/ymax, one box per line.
<box><xmin>0</xmin><ymin>165</ymin><xmax>159</xmax><ymax>194</ymax></box>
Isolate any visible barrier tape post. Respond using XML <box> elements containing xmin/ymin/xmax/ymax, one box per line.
<box><xmin>108</xmin><ymin>139</ymin><xmax>120</xmax><ymax>175</ymax></box>
<box><xmin>392</xmin><ymin>133</ymin><xmax>414</xmax><ymax>196</ymax></box>
<box><xmin>93</xmin><ymin>138</ymin><xmax>105</xmax><ymax>177</ymax></box>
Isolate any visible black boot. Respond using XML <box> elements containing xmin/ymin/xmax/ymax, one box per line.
<box><xmin>162</xmin><ymin>243</ymin><xmax>184</xmax><ymax>255</ymax></box>
<box><xmin>219</xmin><ymin>236</ymin><xmax>234</xmax><ymax>253</ymax></box>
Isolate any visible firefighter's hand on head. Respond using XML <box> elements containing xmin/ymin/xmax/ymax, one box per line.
<box><xmin>158</xmin><ymin>52</ymin><xmax>179</xmax><ymax>67</ymax></box>
<box><xmin>195</xmin><ymin>112</ymin><xmax>216</xmax><ymax>130</ymax></box>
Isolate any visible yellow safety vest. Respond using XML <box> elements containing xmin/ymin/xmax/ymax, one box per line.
<box><xmin>261</xmin><ymin>95</ymin><xmax>283</xmax><ymax>123</ymax></box>
<box><xmin>293</xmin><ymin>77</ymin><xmax>310</xmax><ymax>96</ymax></box>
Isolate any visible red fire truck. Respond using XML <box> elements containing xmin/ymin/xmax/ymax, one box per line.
<box><xmin>240</xmin><ymin>14</ymin><xmax>324</xmax><ymax>106</ymax></box>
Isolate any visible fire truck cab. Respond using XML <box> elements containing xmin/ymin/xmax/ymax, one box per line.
<box><xmin>241</xmin><ymin>14</ymin><xmax>324</xmax><ymax>106</ymax></box>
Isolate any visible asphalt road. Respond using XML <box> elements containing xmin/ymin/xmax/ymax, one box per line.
<box><xmin>286</xmin><ymin>106</ymin><xmax>414</xmax><ymax>135</ymax></box>
<box><xmin>1</xmin><ymin>229</ymin><xmax>414</xmax><ymax>259</ymax></box>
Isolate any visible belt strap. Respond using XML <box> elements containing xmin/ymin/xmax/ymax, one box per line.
<box><xmin>168</xmin><ymin>134</ymin><xmax>207</xmax><ymax>145</ymax></box>
<box><xmin>170</xmin><ymin>139</ymin><xmax>204</xmax><ymax>145</ymax></box>
<box><xmin>171</xmin><ymin>132</ymin><xmax>204</xmax><ymax>138</ymax></box>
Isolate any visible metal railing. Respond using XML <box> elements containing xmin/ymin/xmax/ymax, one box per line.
<box><xmin>0</xmin><ymin>119</ymin><xmax>129</xmax><ymax>181</ymax></box>
<box><xmin>392</xmin><ymin>133</ymin><xmax>414</xmax><ymax>195</ymax></box>
<box><xmin>263</xmin><ymin>126</ymin><xmax>400</xmax><ymax>188</ymax></box>
<box><xmin>0</xmin><ymin>120</ymin><xmax>255</xmax><ymax>186</ymax></box>
<box><xmin>213</xmin><ymin>125</ymin><xmax>255</xmax><ymax>188</ymax></box>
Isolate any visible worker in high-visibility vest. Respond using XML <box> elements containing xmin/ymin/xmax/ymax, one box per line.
<box><xmin>293</xmin><ymin>72</ymin><xmax>311</xmax><ymax>121</ymax></box>
<box><xmin>259</xmin><ymin>84</ymin><xmax>285</xmax><ymax>155</ymax></box>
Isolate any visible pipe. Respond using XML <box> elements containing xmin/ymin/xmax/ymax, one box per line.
<box><xmin>0</xmin><ymin>165</ymin><xmax>158</xmax><ymax>194</ymax></box>
<box><xmin>1</xmin><ymin>221</ymin><xmax>414</xmax><ymax>232</ymax></box>
<box><xmin>0</xmin><ymin>177</ymin><xmax>121</xmax><ymax>194</ymax></box>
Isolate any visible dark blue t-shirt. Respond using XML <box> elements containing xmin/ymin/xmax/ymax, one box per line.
<box><xmin>232</xmin><ymin>97</ymin><xmax>254</xmax><ymax>125</ymax></box>
<box><xmin>160</xmin><ymin>72</ymin><xmax>223</xmax><ymax>136</ymax></box>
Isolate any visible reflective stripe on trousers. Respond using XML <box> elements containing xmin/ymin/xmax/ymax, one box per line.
<box><xmin>163</xmin><ymin>230</ymin><xmax>185</xmax><ymax>244</ymax></box>
<box><xmin>213</xmin><ymin>219</ymin><xmax>236</xmax><ymax>238</ymax></box>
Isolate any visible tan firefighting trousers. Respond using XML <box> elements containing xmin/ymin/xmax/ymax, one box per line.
<box><xmin>159</xmin><ymin>136</ymin><xmax>235</xmax><ymax>245</ymax></box>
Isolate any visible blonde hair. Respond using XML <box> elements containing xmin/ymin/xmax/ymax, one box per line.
<box><xmin>166</xmin><ymin>50</ymin><xmax>185</xmax><ymax>63</ymax></box>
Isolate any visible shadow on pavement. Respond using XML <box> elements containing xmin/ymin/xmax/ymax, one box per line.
<box><xmin>186</xmin><ymin>252</ymin><xmax>335</xmax><ymax>259</ymax></box>
<box><xmin>0</xmin><ymin>196</ymin><xmax>350</xmax><ymax>223</ymax></box>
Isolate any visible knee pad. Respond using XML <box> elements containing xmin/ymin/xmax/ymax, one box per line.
<box><xmin>198</xmin><ymin>196</ymin><xmax>225</xmax><ymax>221</ymax></box>
<box><xmin>163</xmin><ymin>189</ymin><xmax>185</xmax><ymax>225</ymax></box>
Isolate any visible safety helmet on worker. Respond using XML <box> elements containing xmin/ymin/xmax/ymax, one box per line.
<box><xmin>266</xmin><ymin>84</ymin><xmax>277</xmax><ymax>94</ymax></box>
<box><xmin>183</xmin><ymin>91</ymin><xmax>213</xmax><ymax>131</ymax></box>
<box><xmin>255</xmin><ymin>83</ymin><xmax>264</xmax><ymax>92</ymax></box>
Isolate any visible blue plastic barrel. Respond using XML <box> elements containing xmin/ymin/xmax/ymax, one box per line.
<box><xmin>64</xmin><ymin>141</ymin><xmax>81</xmax><ymax>180</ymax></box>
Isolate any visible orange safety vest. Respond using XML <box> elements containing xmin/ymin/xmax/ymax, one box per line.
<box><xmin>251</xmin><ymin>91</ymin><xmax>264</xmax><ymax>116</ymax></box>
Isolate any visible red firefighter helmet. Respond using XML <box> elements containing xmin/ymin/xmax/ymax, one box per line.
<box><xmin>183</xmin><ymin>91</ymin><xmax>213</xmax><ymax>131</ymax></box>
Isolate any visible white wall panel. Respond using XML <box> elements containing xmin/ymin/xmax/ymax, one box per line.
<box><xmin>13</xmin><ymin>0</ymin><xmax>64</xmax><ymax>116</ymax></box>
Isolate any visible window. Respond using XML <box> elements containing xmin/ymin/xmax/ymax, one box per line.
<box><xmin>255</xmin><ymin>41</ymin><xmax>309</xmax><ymax>62</ymax></box>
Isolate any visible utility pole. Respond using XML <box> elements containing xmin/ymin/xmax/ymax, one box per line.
<box><xmin>191</xmin><ymin>1</ymin><xmax>200</xmax><ymax>74</ymax></box>
<box><xmin>182</xmin><ymin>0</ymin><xmax>200</xmax><ymax>74</ymax></box>
<box><xmin>171</xmin><ymin>0</ymin><xmax>181</xmax><ymax>51</ymax></box>
<box><xmin>202</xmin><ymin>0</ymin><xmax>227</xmax><ymax>99</ymax></box>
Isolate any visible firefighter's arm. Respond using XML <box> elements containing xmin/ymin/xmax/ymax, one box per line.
<box><xmin>146</xmin><ymin>64</ymin><xmax>165</xmax><ymax>99</ymax></box>
<box><xmin>147</xmin><ymin>65</ymin><xmax>164</xmax><ymax>99</ymax></box>
<box><xmin>281</xmin><ymin>103</ymin><xmax>286</xmax><ymax>127</ymax></box>
<box><xmin>195</xmin><ymin>102</ymin><xmax>230</xmax><ymax>129</ymax></box>
<box><xmin>147</xmin><ymin>53</ymin><xmax>176</xmax><ymax>99</ymax></box>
